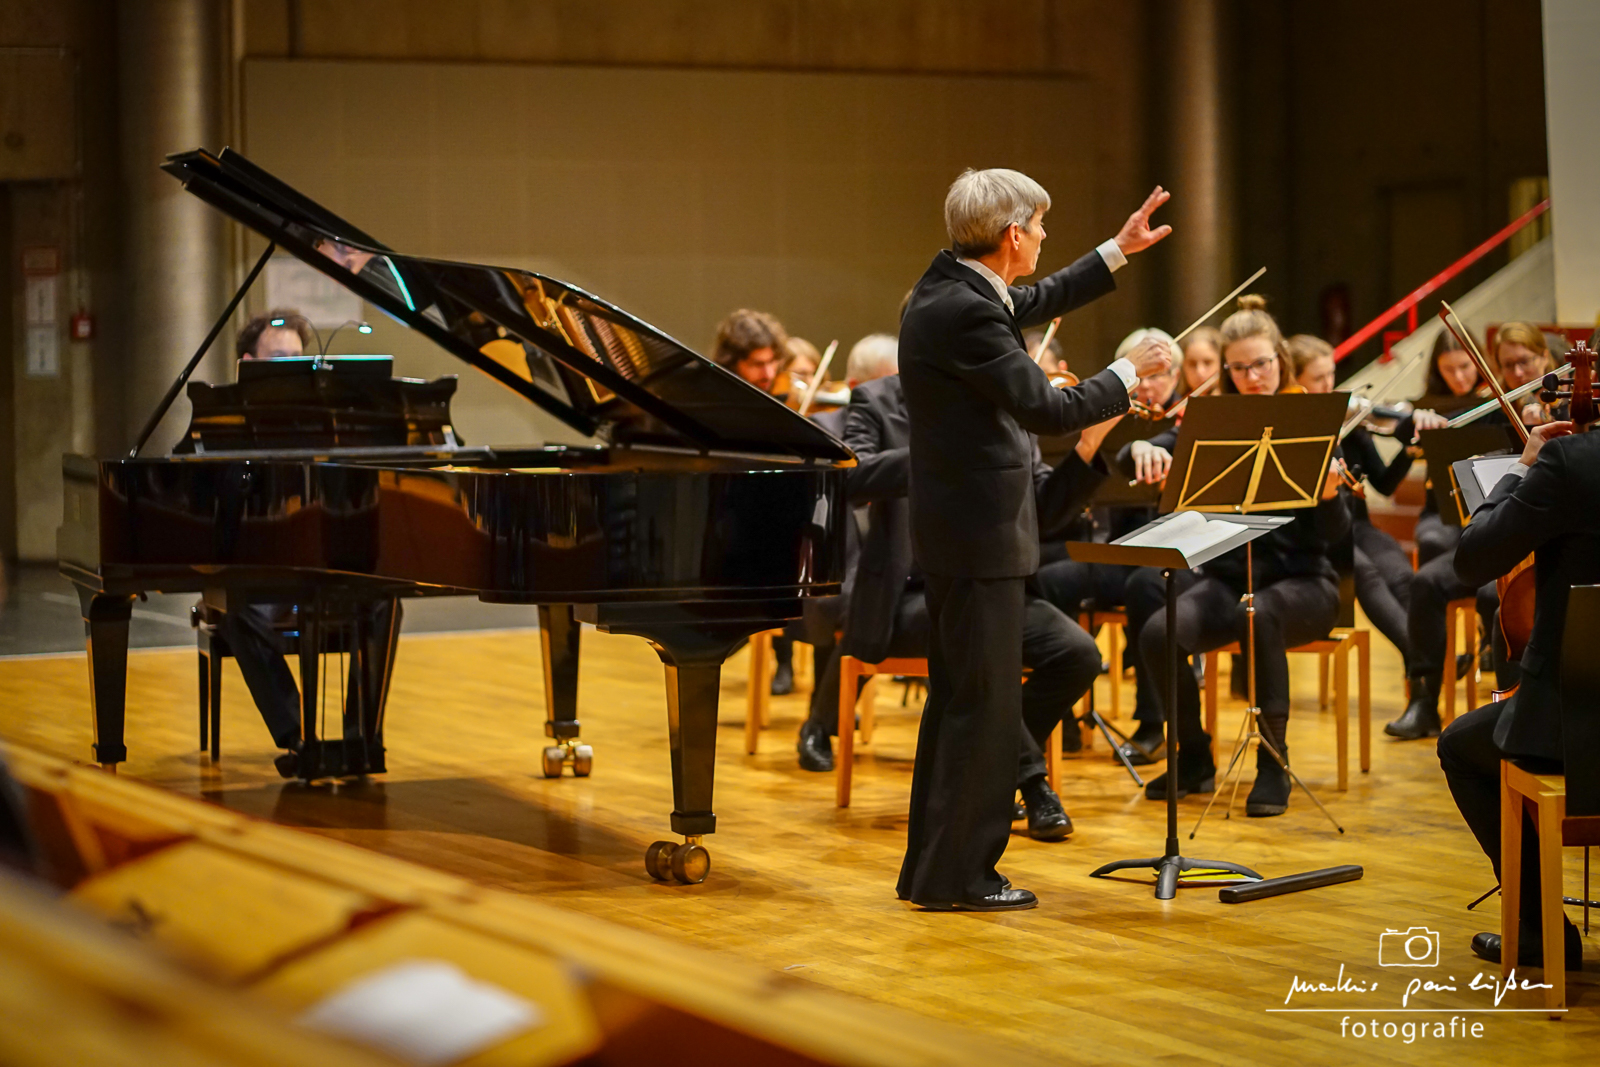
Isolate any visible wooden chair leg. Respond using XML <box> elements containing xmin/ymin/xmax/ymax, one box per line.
<box><xmin>1444</xmin><ymin>605</ymin><xmax>1459</xmax><ymax>726</ymax></box>
<box><xmin>1047</xmin><ymin>723</ymin><xmax>1062</xmax><ymax>794</ymax></box>
<box><xmin>197</xmin><ymin>650</ymin><xmax>209</xmax><ymax>752</ymax></box>
<box><xmin>744</xmin><ymin>632</ymin><xmax>770</xmax><ymax>756</ymax></box>
<box><xmin>1538</xmin><ymin>794</ymin><xmax>1566</xmax><ymax>1016</ymax></box>
<box><xmin>1334</xmin><ymin>639</ymin><xmax>1349</xmax><ymax>791</ymax></box>
<box><xmin>1501</xmin><ymin>762</ymin><xmax>1522</xmax><ymax>984</ymax></box>
<box><xmin>1205</xmin><ymin>651</ymin><xmax>1220</xmax><ymax>766</ymax></box>
<box><xmin>1319</xmin><ymin>652</ymin><xmax>1330</xmax><ymax>711</ymax></box>
<box><xmin>1355</xmin><ymin>630</ymin><xmax>1371</xmax><ymax>774</ymax></box>
<box><xmin>859</xmin><ymin>675</ymin><xmax>880</xmax><ymax>744</ymax></box>
<box><xmin>1108</xmin><ymin>622</ymin><xmax>1122</xmax><ymax>720</ymax></box>
<box><xmin>1465</xmin><ymin>605</ymin><xmax>1479</xmax><ymax>711</ymax></box>
<box><xmin>837</xmin><ymin>658</ymin><xmax>860</xmax><ymax>808</ymax></box>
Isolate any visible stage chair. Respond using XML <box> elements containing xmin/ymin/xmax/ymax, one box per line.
<box><xmin>1077</xmin><ymin>609</ymin><xmax>1128</xmax><ymax>724</ymax></box>
<box><xmin>190</xmin><ymin>604</ymin><xmax>357</xmax><ymax>762</ymax></box>
<box><xmin>743</xmin><ymin>630</ymin><xmax>821</xmax><ymax>755</ymax></box>
<box><xmin>1443</xmin><ymin>597</ymin><xmax>1480</xmax><ymax>726</ymax></box>
<box><xmin>835</xmin><ymin>655</ymin><xmax>1060</xmax><ymax>807</ymax></box>
<box><xmin>1201</xmin><ymin>627</ymin><xmax>1371</xmax><ymax>791</ymax></box>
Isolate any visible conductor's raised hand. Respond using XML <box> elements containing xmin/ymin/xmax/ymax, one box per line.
<box><xmin>1126</xmin><ymin>337</ymin><xmax>1174</xmax><ymax>379</ymax></box>
<box><xmin>1114</xmin><ymin>186</ymin><xmax>1174</xmax><ymax>256</ymax></box>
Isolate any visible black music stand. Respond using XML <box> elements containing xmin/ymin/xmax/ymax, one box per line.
<box><xmin>1417</xmin><ymin>424</ymin><xmax>1517</xmax><ymax>526</ymax></box>
<box><xmin>1069</xmin><ymin>514</ymin><xmax>1279</xmax><ymax>898</ymax></box>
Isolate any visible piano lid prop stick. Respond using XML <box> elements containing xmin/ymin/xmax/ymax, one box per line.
<box><xmin>798</xmin><ymin>339</ymin><xmax>839</xmax><ymax>417</ymax></box>
<box><xmin>1031</xmin><ymin>317</ymin><xmax>1062</xmax><ymax>363</ymax></box>
<box><xmin>129</xmin><ymin>240</ymin><xmax>277</xmax><ymax>458</ymax></box>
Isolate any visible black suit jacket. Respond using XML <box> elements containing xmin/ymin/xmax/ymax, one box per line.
<box><xmin>1455</xmin><ymin>432</ymin><xmax>1600</xmax><ymax>761</ymax></box>
<box><xmin>840</xmin><ymin>374</ymin><xmax>1106</xmax><ymax>663</ymax></box>
<box><xmin>899</xmin><ymin>249</ymin><xmax>1129</xmax><ymax>578</ymax></box>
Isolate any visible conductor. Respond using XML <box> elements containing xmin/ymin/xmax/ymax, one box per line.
<box><xmin>897</xmin><ymin>170</ymin><xmax>1172</xmax><ymax>910</ymax></box>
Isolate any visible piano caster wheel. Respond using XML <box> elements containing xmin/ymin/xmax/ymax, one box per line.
<box><xmin>541</xmin><ymin>741</ymin><xmax>594</xmax><ymax>779</ymax></box>
<box><xmin>571</xmin><ymin>744</ymin><xmax>593</xmax><ymax>777</ymax></box>
<box><xmin>541</xmin><ymin>746</ymin><xmax>566</xmax><ymax>778</ymax></box>
<box><xmin>644</xmin><ymin>838</ymin><xmax>710</xmax><ymax>884</ymax></box>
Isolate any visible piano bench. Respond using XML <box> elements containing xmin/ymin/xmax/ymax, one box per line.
<box><xmin>190</xmin><ymin>604</ymin><xmax>355</xmax><ymax>763</ymax></box>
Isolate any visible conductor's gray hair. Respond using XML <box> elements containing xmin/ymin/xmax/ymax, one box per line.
<box><xmin>944</xmin><ymin>169</ymin><xmax>1051</xmax><ymax>258</ymax></box>
<box><xmin>846</xmin><ymin>333</ymin><xmax>899</xmax><ymax>383</ymax></box>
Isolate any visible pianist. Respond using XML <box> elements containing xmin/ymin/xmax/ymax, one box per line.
<box><xmin>236</xmin><ymin>309</ymin><xmax>313</xmax><ymax>361</ymax></box>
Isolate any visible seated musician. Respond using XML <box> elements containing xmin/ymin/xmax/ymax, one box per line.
<box><xmin>795</xmin><ymin>363</ymin><xmax>1132</xmax><ymax>841</ymax></box>
<box><xmin>1022</xmin><ymin>327</ymin><xmax>1064</xmax><ymax>377</ymax></box>
<box><xmin>711</xmin><ymin>308</ymin><xmax>788</xmax><ymax>395</ymax></box>
<box><xmin>1388</xmin><ymin>323</ymin><xmax>1553</xmax><ymax>739</ymax></box>
<box><xmin>1035</xmin><ymin>328</ymin><xmax>1179</xmax><ymax>762</ymax></box>
<box><xmin>777</xmin><ymin>336</ymin><xmax>821</xmax><ymax>409</ymax></box>
<box><xmin>212</xmin><ymin>310</ymin><xmax>398</xmax><ymax>774</ymax></box>
<box><xmin>1178</xmin><ymin>325</ymin><xmax>1222</xmax><ymax>396</ymax></box>
<box><xmin>1441</xmin><ymin>417</ymin><xmax>1593</xmax><ymax>971</ymax></box>
<box><xmin>1136</xmin><ymin>297</ymin><xmax>1351</xmax><ymax>815</ymax></box>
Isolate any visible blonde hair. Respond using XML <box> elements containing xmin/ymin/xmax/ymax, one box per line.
<box><xmin>944</xmin><ymin>168</ymin><xmax>1051</xmax><ymax>257</ymax></box>
<box><xmin>1218</xmin><ymin>295</ymin><xmax>1292</xmax><ymax>393</ymax></box>
<box><xmin>1180</xmin><ymin>325</ymin><xmax>1221</xmax><ymax>355</ymax></box>
<box><xmin>1494</xmin><ymin>321</ymin><xmax>1549</xmax><ymax>359</ymax></box>
<box><xmin>782</xmin><ymin>335</ymin><xmax>820</xmax><ymax>373</ymax></box>
<box><xmin>1286</xmin><ymin>333</ymin><xmax>1334</xmax><ymax>377</ymax></box>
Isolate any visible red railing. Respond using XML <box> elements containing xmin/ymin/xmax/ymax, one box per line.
<box><xmin>1332</xmin><ymin>198</ymin><xmax>1551</xmax><ymax>363</ymax></box>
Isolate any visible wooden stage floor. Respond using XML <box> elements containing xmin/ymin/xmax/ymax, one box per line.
<box><xmin>1</xmin><ymin>615</ymin><xmax>1595</xmax><ymax>1065</ymax></box>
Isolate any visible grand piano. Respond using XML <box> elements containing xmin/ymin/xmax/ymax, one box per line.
<box><xmin>57</xmin><ymin>148</ymin><xmax>853</xmax><ymax>884</ymax></box>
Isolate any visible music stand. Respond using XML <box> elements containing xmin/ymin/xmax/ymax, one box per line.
<box><xmin>1417</xmin><ymin>424</ymin><xmax>1518</xmax><ymax>526</ymax></box>
<box><xmin>1069</xmin><ymin>514</ymin><xmax>1281</xmax><ymax>898</ymax></box>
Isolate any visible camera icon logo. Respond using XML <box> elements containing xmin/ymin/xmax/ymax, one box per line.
<box><xmin>1379</xmin><ymin>927</ymin><xmax>1441</xmax><ymax>967</ymax></box>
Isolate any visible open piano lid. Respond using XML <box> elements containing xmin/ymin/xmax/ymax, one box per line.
<box><xmin>162</xmin><ymin>148</ymin><xmax>852</xmax><ymax>464</ymax></box>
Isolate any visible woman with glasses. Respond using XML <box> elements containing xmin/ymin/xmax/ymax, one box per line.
<box><xmin>1125</xmin><ymin>297</ymin><xmax>1350</xmax><ymax>816</ymax></box>
<box><xmin>1388</xmin><ymin>322</ymin><xmax>1553</xmax><ymax>739</ymax></box>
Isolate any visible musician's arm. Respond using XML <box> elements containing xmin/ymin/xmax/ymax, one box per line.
<box><xmin>1455</xmin><ymin>443</ymin><xmax>1571</xmax><ymax>586</ymax></box>
<box><xmin>840</xmin><ymin>393</ymin><xmax>907</xmax><ymax>503</ymax></box>
<box><xmin>1010</xmin><ymin>251</ymin><xmax>1117</xmax><ymax>328</ymax></box>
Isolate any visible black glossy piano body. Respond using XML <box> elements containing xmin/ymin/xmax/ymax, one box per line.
<box><xmin>58</xmin><ymin>149</ymin><xmax>852</xmax><ymax>884</ymax></box>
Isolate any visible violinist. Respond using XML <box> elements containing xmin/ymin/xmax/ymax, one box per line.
<box><xmin>1419</xmin><ymin>329</ymin><xmax>1492</xmax><ymax>414</ymax></box>
<box><xmin>1440</xmin><ymin>416</ymin><xmax>1597</xmax><ymax>971</ymax></box>
<box><xmin>1023</xmin><ymin>326</ymin><xmax>1065</xmax><ymax>377</ymax></box>
<box><xmin>776</xmin><ymin>336</ymin><xmax>821</xmax><ymax>409</ymax></box>
<box><xmin>710</xmin><ymin>308</ymin><xmax>788</xmax><ymax>395</ymax></box>
<box><xmin>1179</xmin><ymin>326</ymin><xmax>1222</xmax><ymax>397</ymax></box>
<box><xmin>1135</xmin><ymin>296</ymin><xmax>1351</xmax><ymax>815</ymax></box>
<box><xmin>1387</xmin><ymin>323</ymin><xmax>1551</xmax><ymax>739</ymax></box>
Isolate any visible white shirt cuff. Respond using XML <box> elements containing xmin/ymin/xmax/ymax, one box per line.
<box><xmin>1096</xmin><ymin>239</ymin><xmax>1128</xmax><ymax>273</ymax></box>
<box><xmin>1507</xmin><ymin>462</ymin><xmax>1530</xmax><ymax>477</ymax></box>
<box><xmin>1108</xmin><ymin>357</ymin><xmax>1138</xmax><ymax>391</ymax></box>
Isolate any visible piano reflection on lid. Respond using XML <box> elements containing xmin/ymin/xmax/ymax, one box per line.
<box><xmin>58</xmin><ymin>147</ymin><xmax>854</xmax><ymax>886</ymax></box>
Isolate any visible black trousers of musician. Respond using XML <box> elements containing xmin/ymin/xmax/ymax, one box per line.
<box><xmin>1032</xmin><ymin>557</ymin><xmax>1146</xmax><ymax>719</ymax></box>
<box><xmin>1407</xmin><ymin>550</ymin><xmax>1503</xmax><ymax>685</ymax></box>
<box><xmin>813</xmin><ymin>587</ymin><xmax>1100</xmax><ymax>788</ymax></box>
<box><xmin>897</xmin><ymin>574</ymin><xmax>1101</xmax><ymax>903</ymax></box>
<box><xmin>1438</xmin><ymin>702</ymin><xmax>1560</xmax><ymax>929</ymax></box>
<box><xmin>1353</xmin><ymin>521</ymin><xmax>1414</xmax><ymax>669</ymax></box>
<box><xmin>218</xmin><ymin>601</ymin><xmax>396</xmax><ymax>750</ymax></box>
<box><xmin>1123</xmin><ymin>565</ymin><xmax>1190</xmax><ymax>726</ymax></box>
<box><xmin>1138</xmin><ymin>574</ymin><xmax>1340</xmax><ymax>771</ymax></box>
<box><xmin>1414</xmin><ymin>511</ymin><xmax>1461</xmax><ymax>566</ymax></box>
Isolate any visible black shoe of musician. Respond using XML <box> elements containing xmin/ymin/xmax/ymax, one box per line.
<box><xmin>771</xmin><ymin>661</ymin><xmax>795</xmax><ymax>697</ymax></box>
<box><xmin>1385</xmin><ymin>675</ymin><xmax>1442</xmax><ymax>739</ymax></box>
<box><xmin>914</xmin><ymin>887</ymin><xmax>1038</xmax><ymax>912</ymax></box>
<box><xmin>1471</xmin><ymin>919</ymin><xmax>1584</xmax><ymax>970</ymax></box>
<box><xmin>1019</xmin><ymin>776</ymin><xmax>1073</xmax><ymax>841</ymax></box>
<box><xmin>1144</xmin><ymin>755</ymin><xmax>1216</xmax><ymax>800</ymax></box>
<box><xmin>1117</xmin><ymin>725</ymin><xmax>1167</xmax><ymax>766</ymax></box>
<box><xmin>1245</xmin><ymin>750</ymin><xmax>1291</xmax><ymax>817</ymax></box>
<box><xmin>796</xmin><ymin>721</ymin><xmax>834</xmax><ymax>772</ymax></box>
<box><xmin>273</xmin><ymin>745</ymin><xmax>301</xmax><ymax>780</ymax></box>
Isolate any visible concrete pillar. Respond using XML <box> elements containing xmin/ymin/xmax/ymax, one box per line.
<box><xmin>1166</xmin><ymin>0</ymin><xmax>1234</xmax><ymax>322</ymax></box>
<box><xmin>1542</xmin><ymin>0</ymin><xmax>1600</xmax><ymax>325</ymax></box>
<box><xmin>118</xmin><ymin>0</ymin><xmax>226</xmax><ymax>454</ymax></box>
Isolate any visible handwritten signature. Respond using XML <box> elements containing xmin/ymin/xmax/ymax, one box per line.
<box><xmin>1285</xmin><ymin>965</ymin><xmax>1552</xmax><ymax>1006</ymax></box>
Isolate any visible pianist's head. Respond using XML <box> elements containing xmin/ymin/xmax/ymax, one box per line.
<box><xmin>712</xmin><ymin>309</ymin><xmax>789</xmax><ymax>394</ymax></box>
<box><xmin>237</xmin><ymin>310</ymin><xmax>314</xmax><ymax>361</ymax></box>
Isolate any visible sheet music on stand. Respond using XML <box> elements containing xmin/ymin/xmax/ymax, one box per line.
<box><xmin>1450</xmin><ymin>455</ymin><xmax>1523</xmax><ymax>521</ymax></box>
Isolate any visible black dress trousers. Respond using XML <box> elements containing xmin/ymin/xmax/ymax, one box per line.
<box><xmin>897</xmin><ymin>574</ymin><xmax>1026</xmax><ymax>904</ymax></box>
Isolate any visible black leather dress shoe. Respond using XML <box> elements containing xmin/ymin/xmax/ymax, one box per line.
<box><xmin>1385</xmin><ymin>676</ymin><xmax>1441</xmax><ymax>739</ymax></box>
<box><xmin>1116</xmin><ymin>728</ymin><xmax>1166</xmax><ymax>766</ymax></box>
<box><xmin>914</xmin><ymin>887</ymin><xmax>1038</xmax><ymax>912</ymax></box>
<box><xmin>1144</xmin><ymin>762</ymin><xmax>1215</xmax><ymax>801</ymax></box>
<box><xmin>1020</xmin><ymin>777</ymin><xmax>1073</xmax><ymax>841</ymax></box>
<box><xmin>770</xmin><ymin>661</ymin><xmax>795</xmax><ymax>696</ymax></box>
<box><xmin>796</xmin><ymin>721</ymin><xmax>834</xmax><ymax>772</ymax></box>
<box><xmin>1471</xmin><ymin>923</ymin><xmax>1584</xmax><ymax>970</ymax></box>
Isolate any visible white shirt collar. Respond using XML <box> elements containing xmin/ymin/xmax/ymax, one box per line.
<box><xmin>956</xmin><ymin>256</ymin><xmax>1013</xmax><ymax>313</ymax></box>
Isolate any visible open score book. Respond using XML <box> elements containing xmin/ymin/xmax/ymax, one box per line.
<box><xmin>1118</xmin><ymin>511</ymin><xmax>1242</xmax><ymax>557</ymax></box>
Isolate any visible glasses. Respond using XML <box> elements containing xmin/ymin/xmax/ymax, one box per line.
<box><xmin>1225</xmin><ymin>356</ymin><xmax>1276</xmax><ymax>378</ymax></box>
<box><xmin>1500</xmin><ymin>356</ymin><xmax>1543</xmax><ymax>374</ymax></box>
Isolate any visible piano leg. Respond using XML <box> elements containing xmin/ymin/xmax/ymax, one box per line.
<box><xmin>77</xmin><ymin>590</ymin><xmax>134</xmax><ymax>769</ymax></box>
<box><xmin>537</xmin><ymin>604</ymin><xmax>589</xmax><ymax>778</ymax></box>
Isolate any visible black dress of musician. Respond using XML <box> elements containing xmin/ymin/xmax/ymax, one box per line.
<box><xmin>896</xmin><ymin>169</ymin><xmax>1171</xmax><ymax>910</ymax></box>
<box><xmin>1444</xmin><ymin>420</ymin><xmax>1598</xmax><ymax>970</ymax></box>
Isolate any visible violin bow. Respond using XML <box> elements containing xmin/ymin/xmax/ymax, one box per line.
<box><xmin>1438</xmin><ymin>302</ymin><xmax>1528</xmax><ymax>444</ymax></box>
<box><xmin>797</xmin><ymin>339</ymin><xmax>839</xmax><ymax>417</ymax></box>
<box><xmin>1160</xmin><ymin>266</ymin><xmax>1269</xmax><ymax>419</ymax></box>
<box><xmin>1031</xmin><ymin>317</ymin><xmax>1062</xmax><ymax>363</ymax></box>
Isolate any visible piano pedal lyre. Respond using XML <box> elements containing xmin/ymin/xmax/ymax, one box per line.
<box><xmin>540</xmin><ymin>739</ymin><xmax>594</xmax><ymax>778</ymax></box>
<box><xmin>645</xmin><ymin>836</ymin><xmax>710</xmax><ymax>885</ymax></box>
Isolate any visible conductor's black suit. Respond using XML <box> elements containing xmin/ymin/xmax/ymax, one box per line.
<box><xmin>897</xmin><ymin>249</ymin><xmax>1129</xmax><ymax>904</ymax></box>
<box><xmin>1445</xmin><ymin>431</ymin><xmax>1600</xmax><ymax>944</ymax></box>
